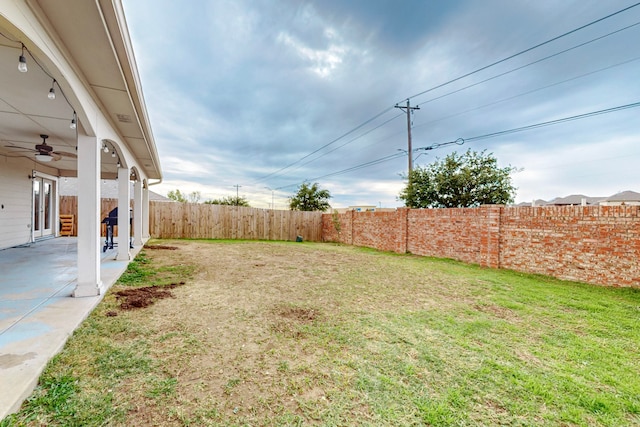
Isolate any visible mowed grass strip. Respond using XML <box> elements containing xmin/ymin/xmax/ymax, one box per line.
<box><xmin>2</xmin><ymin>240</ymin><xmax>639</xmax><ymax>426</ymax></box>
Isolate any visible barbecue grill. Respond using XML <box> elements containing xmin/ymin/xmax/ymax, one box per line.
<box><xmin>102</xmin><ymin>207</ymin><xmax>133</xmax><ymax>252</ymax></box>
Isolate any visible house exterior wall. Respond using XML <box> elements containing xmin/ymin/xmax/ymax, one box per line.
<box><xmin>322</xmin><ymin>205</ymin><xmax>640</xmax><ymax>287</ymax></box>
<box><xmin>0</xmin><ymin>157</ymin><xmax>33</xmax><ymax>249</ymax></box>
<box><xmin>0</xmin><ymin>156</ymin><xmax>60</xmax><ymax>250</ymax></box>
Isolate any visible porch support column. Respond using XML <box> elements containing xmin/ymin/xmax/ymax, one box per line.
<box><xmin>142</xmin><ymin>181</ymin><xmax>150</xmax><ymax>239</ymax></box>
<box><xmin>116</xmin><ymin>166</ymin><xmax>131</xmax><ymax>261</ymax></box>
<box><xmin>74</xmin><ymin>131</ymin><xmax>102</xmax><ymax>297</ymax></box>
<box><xmin>133</xmin><ymin>179</ymin><xmax>143</xmax><ymax>246</ymax></box>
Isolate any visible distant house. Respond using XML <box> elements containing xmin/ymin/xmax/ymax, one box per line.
<box><xmin>331</xmin><ymin>206</ymin><xmax>397</xmax><ymax>213</ymax></box>
<box><xmin>545</xmin><ymin>194</ymin><xmax>605</xmax><ymax>206</ymax></box>
<box><xmin>598</xmin><ymin>190</ymin><xmax>640</xmax><ymax>206</ymax></box>
<box><xmin>516</xmin><ymin>191</ymin><xmax>640</xmax><ymax>207</ymax></box>
<box><xmin>516</xmin><ymin>199</ymin><xmax>549</xmax><ymax>207</ymax></box>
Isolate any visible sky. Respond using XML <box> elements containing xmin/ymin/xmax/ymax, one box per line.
<box><xmin>121</xmin><ymin>0</ymin><xmax>640</xmax><ymax>209</ymax></box>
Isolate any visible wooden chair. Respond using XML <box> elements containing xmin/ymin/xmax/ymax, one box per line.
<box><xmin>59</xmin><ymin>214</ymin><xmax>74</xmax><ymax>236</ymax></box>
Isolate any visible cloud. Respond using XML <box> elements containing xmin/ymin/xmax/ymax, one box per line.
<box><xmin>123</xmin><ymin>0</ymin><xmax>640</xmax><ymax>208</ymax></box>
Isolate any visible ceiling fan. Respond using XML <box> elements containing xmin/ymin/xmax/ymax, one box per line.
<box><xmin>4</xmin><ymin>134</ymin><xmax>77</xmax><ymax>162</ymax></box>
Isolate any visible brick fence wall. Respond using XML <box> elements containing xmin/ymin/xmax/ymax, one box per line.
<box><xmin>322</xmin><ymin>205</ymin><xmax>640</xmax><ymax>287</ymax></box>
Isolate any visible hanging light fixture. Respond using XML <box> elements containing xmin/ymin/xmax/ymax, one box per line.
<box><xmin>35</xmin><ymin>153</ymin><xmax>52</xmax><ymax>162</ymax></box>
<box><xmin>111</xmin><ymin>150</ymin><xmax>116</xmax><ymax>158</ymax></box>
<box><xmin>70</xmin><ymin>111</ymin><xmax>77</xmax><ymax>129</ymax></box>
<box><xmin>18</xmin><ymin>44</ymin><xmax>27</xmax><ymax>73</ymax></box>
<box><xmin>48</xmin><ymin>79</ymin><xmax>56</xmax><ymax>100</ymax></box>
<box><xmin>103</xmin><ymin>144</ymin><xmax>109</xmax><ymax>153</ymax></box>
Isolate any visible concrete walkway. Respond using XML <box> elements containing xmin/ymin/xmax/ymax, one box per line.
<box><xmin>0</xmin><ymin>237</ymin><xmax>143</xmax><ymax>420</ymax></box>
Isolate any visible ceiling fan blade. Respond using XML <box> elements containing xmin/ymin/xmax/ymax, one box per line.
<box><xmin>4</xmin><ymin>154</ymin><xmax>32</xmax><ymax>158</ymax></box>
<box><xmin>4</xmin><ymin>145</ymin><xmax>36</xmax><ymax>152</ymax></box>
<box><xmin>51</xmin><ymin>152</ymin><xmax>62</xmax><ymax>161</ymax></box>
<box><xmin>53</xmin><ymin>151</ymin><xmax>77</xmax><ymax>159</ymax></box>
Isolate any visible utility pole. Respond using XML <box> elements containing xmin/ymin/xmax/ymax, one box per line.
<box><xmin>233</xmin><ymin>184</ymin><xmax>241</xmax><ymax>206</ymax></box>
<box><xmin>395</xmin><ymin>99</ymin><xmax>420</xmax><ymax>175</ymax></box>
<box><xmin>264</xmin><ymin>187</ymin><xmax>275</xmax><ymax>209</ymax></box>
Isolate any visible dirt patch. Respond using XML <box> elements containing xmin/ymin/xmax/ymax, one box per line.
<box><xmin>273</xmin><ymin>304</ymin><xmax>322</xmax><ymax>323</ymax></box>
<box><xmin>144</xmin><ymin>245</ymin><xmax>179</xmax><ymax>250</ymax></box>
<box><xmin>114</xmin><ymin>282</ymin><xmax>185</xmax><ymax>310</ymax></box>
<box><xmin>269</xmin><ymin>304</ymin><xmax>323</xmax><ymax>338</ymax></box>
<box><xmin>473</xmin><ymin>303</ymin><xmax>519</xmax><ymax>322</ymax></box>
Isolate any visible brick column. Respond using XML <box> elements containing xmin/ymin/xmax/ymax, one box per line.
<box><xmin>399</xmin><ymin>207</ymin><xmax>409</xmax><ymax>254</ymax></box>
<box><xmin>481</xmin><ymin>205</ymin><xmax>503</xmax><ymax>268</ymax></box>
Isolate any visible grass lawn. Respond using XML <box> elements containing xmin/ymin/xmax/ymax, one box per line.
<box><xmin>2</xmin><ymin>240</ymin><xmax>639</xmax><ymax>426</ymax></box>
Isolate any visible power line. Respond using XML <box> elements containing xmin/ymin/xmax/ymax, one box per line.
<box><xmin>402</xmin><ymin>2</ymin><xmax>640</xmax><ymax>103</ymax></box>
<box><xmin>413</xmin><ymin>55</ymin><xmax>640</xmax><ymax>131</ymax></box>
<box><xmin>275</xmin><ymin>152</ymin><xmax>406</xmax><ymax>190</ymax></box>
<box><xmin>462</xmin><ymin>101</ymin><xmax>640</xmax><ymax>143</ymax></box>
<box><xmin>415</xmin><ymin>20</ymin><xmax>640</xmax><ymax>109</ymax></box>
<box><xmin>258</xmin><ymin>3</ymin><xmax>640</xmax><ymax>187</ymax></box>
<box><xmin>276</xmin><ymin>100</ymin><xmax>640</xmax><ymax>190</ymax></box>
<box><xmin>263</xmin><ymin>112</ymin><xmax>405</xmax><ymax>182</ymax></box>
<box><xmin>252</xmin><ymin>106</ymin><xmax>395</xmax><ymax>184</ymax></box>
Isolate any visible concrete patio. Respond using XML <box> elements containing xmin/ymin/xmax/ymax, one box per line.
<box><xmin>0</xmin><ymin>237</ymin><xmax>143</xmax><ymax>420</ymax></box>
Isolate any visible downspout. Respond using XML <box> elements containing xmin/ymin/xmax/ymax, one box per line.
<box><xmin>146</xmin><ymin>178</ymin><xmax>162</xmax><ymax>238</ymax></box>
<box><xmin>30</xmin><ymin>170</ymin><xmax>36</xmax><ymax>243</ymax></box>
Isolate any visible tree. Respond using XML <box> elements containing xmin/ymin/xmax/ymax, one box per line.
<box><xmin>204</xmin><ymin>196</ymin><xmax>250</xmax><ymax>206</ymax></box>
<box><xmin>167</xmin><ymin>189</ymin><xmax>201</xmax><ymax>203</ymax></box>
<box><xmin>398</xmin><ymin>149</ymin><xmax>517</xmax><ymax>208</ymax></box>
<box><xmin>289</xmin><ymin>182</ymin><xmax>331</xmax><ymax>211</ymax></box>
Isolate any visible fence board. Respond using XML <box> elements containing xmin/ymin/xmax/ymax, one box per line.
<box><xmin>60</xmin><ymin>196</ymin><xmax>121</xmax><ymax>237</ymax></box>
<box><xmin>61</xmin><ymin>197</ymin><xmax>323</xmax><ymax>241</ymax></box>
<box><xmin>148</xmin><ymin>201</ymin><xmax>323</xmax><ymax>241</ymax></box>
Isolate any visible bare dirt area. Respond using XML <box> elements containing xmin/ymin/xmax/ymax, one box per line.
<box><xmin>105</xmin><ymin>240</ymin><xmax>453</xmax><ymax>424</ymax></box>
<box><xmin>114</xmin><ymin>282</ymin><xmax>185</xmax><ymax>310</ymax></box>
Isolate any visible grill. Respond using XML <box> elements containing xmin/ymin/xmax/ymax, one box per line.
<box><xmin>102</xmin><ymin>207</ymin><xmax>133</xmax><ymax>252</ymax></box>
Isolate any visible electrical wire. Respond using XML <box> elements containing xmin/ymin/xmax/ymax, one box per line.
<box><xmin>0</xmin><ymin>31</ymin><xmax>21</xmax><ymax>44</ymax></box>
<box><xmin>401</xmin><ymin>2</ymin><xmax>640</xmax><ymax>103</ymax></box>
<box><xmin>1</xmin><ymin>37</ymin><xmax>77</xmax><ymax>118</ymax></box>
<box><xmin>462</xmin><ymin>101</ymin><xmax>640</xmax><ymax>143</ymax></box>
<box><xmin>264</xmin><ymin>112</ymin><xmax>405</xmax><ymax>182</ymax></box>
<box><xmin>416</xmin><ymin>20</ymin><xmax>640</xmax><ymax>109</ymax></box>
<box><xmin>252</xmin><ymin>105</ymin><xmax>396</xmax><ymax>184</ymax></box>
<box><xmin>275</xmin><ymin>100</ymin><xmax>640</xmax><ymax>190</ymax></box>
<box><xmin>257</xmin><ymin>3</ymin><xmax>640</xmax><ymax>187</ymax></box>
<box><xmin>413</xmin><ymin>55</ymin><xmax>640</xmax><ymax>131</ymax></box>
<box><xmin>23</xmin><ymin>48</ymin><xmax>75</xmax><ymax>112</ymax></box>
<box><xmin>275</xmin><ymin>152</ymin><xmax>406</xmax><ymax>190</ymax></box>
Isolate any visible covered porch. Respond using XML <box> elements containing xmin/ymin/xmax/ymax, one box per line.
<box><xmin>0</xmin><ymin>237</ymin><xmax>146</xmax><ymax>419</ymax></box>
<box><xmin>0</xmin><ymin>0</ymin><xmax>162</xmax><ymax>420</ymax></box>
<box><xmin>0</xmin><ymin>0</ymin><xmax>162</xmax><ymax>295</ymax></box>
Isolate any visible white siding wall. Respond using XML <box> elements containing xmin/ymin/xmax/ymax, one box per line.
<box><xmin>0</xmin><ymin>156</ymin><xmax>33</xmax><ymax>249</ymax></box>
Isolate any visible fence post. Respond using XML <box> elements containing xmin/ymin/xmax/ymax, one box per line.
<box><xmin>402</xmin><ymin>208</ymin><xmax>410</xmax><ymax>254</ymax></box>
<box><xmin>482</xmin><ymin>205</ymin><xmax>503</xmax><ymax>268</ymax></box>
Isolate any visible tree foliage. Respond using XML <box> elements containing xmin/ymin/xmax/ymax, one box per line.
<box><xmin>167</xmin><ymin>189</ymin><xmax>201</xmax><ymax>203</ymax></box>
<box><xmin>289</xmin><ymin>182</ymin><xmax>331</xmax><ymax>211</ymax></box>
<box><xmin>204</xmin><ymin>196</ymin><xmax>250</xmax><ymax>207</ymax></box>
<box><xmin>399</xmin><ymin>149</ymin><xmax>517</xmax><ymax>208</ymax></box>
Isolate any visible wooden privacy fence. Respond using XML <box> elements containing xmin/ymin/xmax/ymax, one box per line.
<box><xmin>59</xmin><ymin>197</ymin><xmax>322</xmax><ymax>241</ymax></box>
<box><xmin>59</xmin><ymin>196</ymin><xmax>124</xmax><ymax>237</ymax></box>
<box><xmin>149</xmin><ymin>201</ymin><xmax>323</xmax><ymax>241</ymax></box>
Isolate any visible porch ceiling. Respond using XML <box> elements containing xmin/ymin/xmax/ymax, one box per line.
<box><xmin>0</xmin><ymin>0</ymin><xmax>161</xmax><ymax>180</ymax></box>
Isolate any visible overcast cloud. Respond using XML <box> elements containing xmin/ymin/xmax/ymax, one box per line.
<box><xmin>122</xmin><ymin>0</ymin><xmax>640</xmax><ymax>208</ymax></box>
